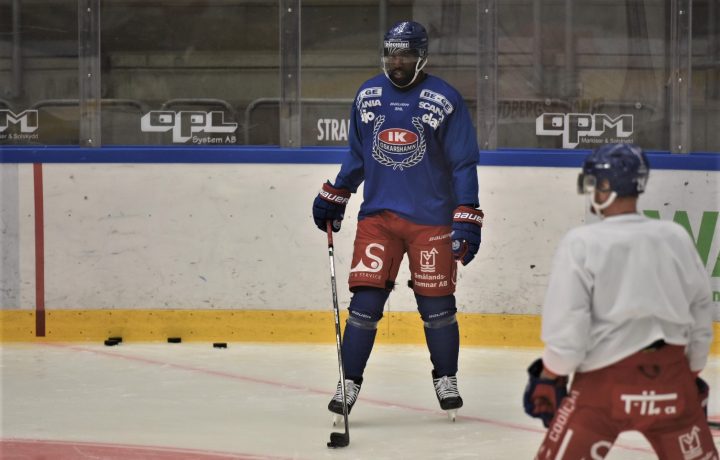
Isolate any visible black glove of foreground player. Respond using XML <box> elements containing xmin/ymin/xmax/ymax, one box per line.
<box><xmin>312</xmin><ymin>181</ymin><xmax>351</xmax><ymax>232</ymax></box>
<box><xmin>696</xmin><ymin>377</ymin><xmax>709</xmax><ymax>418</ymax></box>
<box><xmin>523</xmin><ymin>358</ymin><xmax>569</xmax><ymax>428</ymax></box>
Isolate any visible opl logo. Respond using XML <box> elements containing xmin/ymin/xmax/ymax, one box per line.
<box><xmin>141</xmin><ymin>111</ymin><xmax>237</xmax><ymax>143</ymax></box>
<box><xmin>536</xmin><ymin>113</ymin><xmax>633</xmax><ymax>149</ymax></box>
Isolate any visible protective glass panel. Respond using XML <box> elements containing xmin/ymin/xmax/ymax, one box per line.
<box><xmin>497</xmin><ymin>0</ymin><xmax>669</xmax><ymax>150</ymax></box>
<box><xmin>100</xmin><ymin>2</ymin><xmax>279</xmax><ymax>145</ymax></box>
<box><xmin>1</xmin><ymin>1</ymin><xmax>716</xmax><ymax>153</ymax></box>
<box><xmin>692</xmin><ymin>0</ymin><xmax>720</xmax><ymax>152</ymax></box>
<box><xmin>0</xmin><ymin>0</ymin><xmax>78</xmax><ymax>145</ymax></box>
<box><xmin>300</xmin><ymin>0</ymin><xmax>479</xmax><ymax>147</ymax></box>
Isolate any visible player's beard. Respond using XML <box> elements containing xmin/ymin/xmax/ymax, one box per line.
<box><xmin>389</xmin><ymin>67</ymin><xmax>413</xmax><ymax>87</ymax></box>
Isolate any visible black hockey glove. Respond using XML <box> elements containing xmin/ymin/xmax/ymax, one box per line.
<box><xmin>523</xmin><ymin>358</ymin><xmax>569</xmax><ymax>428</ymax></box>
<box><xmin>312</xmin><ymin>181</ymin><xmax>351</xmax><ymax>232</ymax></box>
<box><xmin>696</xmin><ymin>377</ymin><xmax>709</xmax><ymax>418</ymax></box>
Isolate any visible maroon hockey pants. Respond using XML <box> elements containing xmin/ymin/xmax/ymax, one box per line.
<box><xmin>535</xmin><ymin>345</ymin><xmax>718</xmax><ymax>460</ymax></box>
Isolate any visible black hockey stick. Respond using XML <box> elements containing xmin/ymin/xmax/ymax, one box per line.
<box><xmin>326</xmin><ymin>221</ymin><xmax>350</xmax><ymax>448</ymax></box>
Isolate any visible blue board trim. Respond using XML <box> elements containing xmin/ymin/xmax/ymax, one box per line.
<box><xmin>0</xmin><ymin>145</ymin><xmax>348</xmax><ymax>164</ymax></box>
<box><xmin>482</xmin><ymin>149</ymin><xmax>720</xmax><ymax>171</ymax></box>
<box><xmin>1</xmin><ymin>145</ymin><xmax>718</xmax><ymax>171</ymax></box>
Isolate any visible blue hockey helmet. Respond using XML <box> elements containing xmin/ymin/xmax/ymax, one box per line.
<box><xmin>383</xmin><ymin>21</ymin><xmax>428</xmax><ymax>58</ymax></box>
<box><xmin>382</xmin><ymin>21</ymin><xmax>428</xmax><ymax>88</ymax></box>
<box><xmin>578</xmin><ymin>143</ymin><xmax>649</xmax><ymax>197</ymax></box>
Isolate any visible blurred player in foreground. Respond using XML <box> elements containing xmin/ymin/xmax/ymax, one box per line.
<box><xmin>523</xmin><ymin>143</ymin><xmax>717</xmax><ymax>459</ymax></box>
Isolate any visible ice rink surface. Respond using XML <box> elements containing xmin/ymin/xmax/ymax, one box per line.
<box><xmin>1</xmin><ymin>342</ymin><xmax>718</xmax><ymax>459</ymax></box>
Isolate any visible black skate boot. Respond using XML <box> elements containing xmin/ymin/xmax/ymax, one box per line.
<box><xmin>328</xmin><ymin>377</ymin><xmax>363</xmax><ymax>426</ymax></box>
<box><xmin>432</xmin><ymin>370</ymin><xmax>463</xmax><ymax>421</ymax></box>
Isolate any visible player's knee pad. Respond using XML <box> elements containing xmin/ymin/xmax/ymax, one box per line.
<box><xmin>347</xmin><ymin>288</ymin><xmax>388</xmax><ymax>330</ymax></box>
<box><xmin>416</xmin><ymin>294</ymin><xmax>457</xmax><ymax>329</ymax></box>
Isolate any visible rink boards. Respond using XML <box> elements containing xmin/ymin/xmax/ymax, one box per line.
<box><xmin>1</xmin><ymin>147</ymin><xmax>718</xmax><ymax>348</ymax></box>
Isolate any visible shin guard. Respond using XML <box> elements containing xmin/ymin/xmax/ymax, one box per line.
<box><xmin>417</xmin><ymin>294</ymin><xmax>459</xmax><ymax>377</ymax></box>
<box><xmin>341</xmin><ymin>288</ymin><xmax>388</xmax><ymax>380</ymax></box>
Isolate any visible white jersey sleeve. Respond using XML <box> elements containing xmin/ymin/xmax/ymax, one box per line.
<box><xmin>541</xmin><ymin>213</ymin><xmax>714</xmax><ymax>375</ymax></box>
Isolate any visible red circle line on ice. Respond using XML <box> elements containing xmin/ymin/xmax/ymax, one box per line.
<box><xmin>0</xmin><ymin>439</ymin><xmax>294</xmax><ymax>460</ymax></box>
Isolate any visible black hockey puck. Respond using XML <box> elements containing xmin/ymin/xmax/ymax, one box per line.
<box><xmin>212</xmin><ymin>342</ymin><xmax>227</xmax><ymax>349</ymax></box>
<box><xmin>104</xmin><ymin>339</ymin><xmax>119</xmax><ymax>346</ymax></box>
<box><xmin>108</xmin><ymin>336</ymin><xmax>123</xmax><ymax>343</ymax></box>
<box><xmin>327</xmin><ymin>432</ymin><xmax>349</xmax><ymax>448</ymax></box>
<box><xmin>167</xmin><ymin>337</ymin><xmax>182</xmax><ymax>343</ymax></box>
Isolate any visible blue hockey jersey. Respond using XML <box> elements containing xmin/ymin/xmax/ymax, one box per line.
<box><xmin>333</xmin><ymin>73</ymin><xmax>480</xmax><ymax>226</ymax></box>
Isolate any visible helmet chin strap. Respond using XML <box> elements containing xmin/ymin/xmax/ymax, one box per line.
<box><xmin>591</xmin><ymin>191</ymin><xmax>617</xmax><ymax>217</ymax></box>
<box><xmin>383</xmin><ymin>57</ymin><xmax>427</xmax><ymax>88</ymax></box>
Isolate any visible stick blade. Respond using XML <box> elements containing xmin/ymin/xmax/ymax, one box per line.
<box><xmin>327</xmin><ymin>431</ymin><xmax>349</xmax><ymax>448</ymax></box>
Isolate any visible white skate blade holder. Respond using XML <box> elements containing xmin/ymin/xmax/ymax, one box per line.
<box><xmin>332</xmin><ymin>414</ymin><xmax>344</xmax><ymax>427</ymax></box>
<box><xmin>446</xmin><ymin>409</ymin><xmax>458</xmax><ymax>422</ymax></box>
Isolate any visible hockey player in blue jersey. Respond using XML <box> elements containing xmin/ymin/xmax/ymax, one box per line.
<box><xmin>312</xmin><ymin>20</ymin><xmax>483</xmax><ymax>422</ymax></box>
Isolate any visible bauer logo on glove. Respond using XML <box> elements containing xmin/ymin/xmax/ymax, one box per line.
<box><xmin>453</xmin><ymin>209</ymin><xmax>484</xmax><ymax>225</ymax></box>
<box><xmin>312</xmin><ymin>181</ymin><xmax>351</xmax><ymax>233</ymax></box>
<box><xmin>451</xmin><ymin>206</ymin><xmax>483</xmax><ymax>265</ymax></box>
<box><xmin>319</xmin><ymin>188</ymin><xmax>350</xmax><ymax>205</ymax></box>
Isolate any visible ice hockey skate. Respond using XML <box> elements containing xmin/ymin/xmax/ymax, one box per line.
<box><xmin>328</xmin><ymin>378</ymin><xmax>362</xmax><ymax>426</ymax></box>
<box><xmin>432</xmin><ymin>371</ymin><xmax>463</xmax><ymax>421</ymax></box>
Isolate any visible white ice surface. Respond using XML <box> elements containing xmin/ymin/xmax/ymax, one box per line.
<box><xmin>1</xmin><ymin>343</ymin><xmax>718</xmax><ymax>459</ymax></box>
